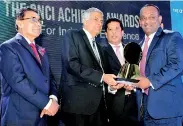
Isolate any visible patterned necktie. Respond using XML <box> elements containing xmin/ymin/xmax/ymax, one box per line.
<box><xmin>30</xmin><ymin>43</ymin><xmax>41</xmax><ymax>64</ymax></box>
<box><xmin>140</xmin><ymin>37</ymin><xmax>150</xmax><ymax>95</ymax></box>
<box><xmin>92</xmin><ymin>40</ymin><xmax>101</xmax><ymax>65</ymax></box>
<box><xmin>114</xmin><ymin>45</ymin><xmax>125</xmax><ymax>65</ymax></box>
<box><xmin>92</xmin><ymin>40</ymin><xmax>106</xmax><ymax>109</ymax></box>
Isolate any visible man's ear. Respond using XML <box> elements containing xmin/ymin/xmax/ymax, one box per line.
<box><xmin>105</xmin><ymin>32</ymin><xmax>108</xmax><ymax>39</ymax></box>
<box><xmin>83</xmin><ymin>19</ymin><xmax>88</xmax><ymax>27</ymax></box>
<box><xmin>139</xmin><ymin>19</ymin><xmax>142</xmax><ymax>27</ymax></box>
<box><xmin>121</xmin><ymin>30</ymin><xmax>124</xmax><ymax>36</ymax></box>
<box><xmin>158</xmin><ymin>15</ymin><xmax>162</xmax><ymax>25</ymax></box>
<box><xmin>16</xmin><ymin>20</ymin><xmax>24</xmax><ymax>29</ymax></box>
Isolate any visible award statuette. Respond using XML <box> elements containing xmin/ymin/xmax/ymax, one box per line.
<box><xmin>116</xmin><ymin>42</ymin><xmax>142</xmax><ymax>85</ymax></box>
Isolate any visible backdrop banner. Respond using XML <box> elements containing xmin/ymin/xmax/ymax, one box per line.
<box><xmin>0</xmin><ymin>1</ymin><xmax>171</xmax><ymax>85</ymax></box>
<box><xmin>170</xmin><ymin>1</ymin><xmax>183</xmax><ymax>36</ymax></box>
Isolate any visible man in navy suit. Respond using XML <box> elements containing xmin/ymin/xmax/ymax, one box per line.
<box><xmin>103</xmin><ymin>18</ymin><xmax>138</xmax><ymax>126</ymax></box>
<box><xmin>0</xmin><ymin>8</ymin><xmax>59</xmax><ymax>126</ymax></box>
<box><xmin>131</xmin><ymin>4</ymin><xmax>183</xmax><ymax>125</ymax></box>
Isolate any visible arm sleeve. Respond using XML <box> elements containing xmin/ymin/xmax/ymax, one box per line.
<box><xmin>148</xmin><ymin>32</ymin><xmax>183</xmax><ymax>90</ymax></box>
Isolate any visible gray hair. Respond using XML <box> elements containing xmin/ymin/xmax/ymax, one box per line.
<box><xmin>81</xmin><ymin>7</ymin><xmax>103</xmax><ymax>23</ymax></box>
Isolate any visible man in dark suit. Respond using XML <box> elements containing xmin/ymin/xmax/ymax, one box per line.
<box><xmin>131</xmin><ymin>4</ymin><xmax>183</xmax><ymax>125</ymax></box>
<box><xmin>103</xmin><ymin>18</ymin><xmax>138</xmax><ymax>126</ymax></box>
<box><xmin>61</xmin><ymin>7</ymin><xmax>117</xmax><ymax>126</ymax></box>
<box><xmin>0</xmin><ymin>8</ymin><xmax>59</xmax><ymax>126</ymax></box>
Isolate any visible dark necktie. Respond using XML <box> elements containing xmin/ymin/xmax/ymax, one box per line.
<box><xmin>30</xmin><ymin>43</ymin><xmax>41</xmax><ymax>64</ymax></box>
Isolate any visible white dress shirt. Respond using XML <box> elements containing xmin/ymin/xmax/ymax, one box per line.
<box><xmin>107</xmin><ymin>42</ymin><xmax>131</xmax><ymax>95</ymax></box>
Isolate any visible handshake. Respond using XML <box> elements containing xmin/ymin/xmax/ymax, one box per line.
<box><xmin>40</xmin><ymin>99</ymin><xmax>60</xmax><ymax>118</ymax></box>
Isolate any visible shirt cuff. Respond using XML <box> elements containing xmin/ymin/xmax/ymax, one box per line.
<box><xmin>108</xmin><ymin>86</ymin><xmax>117</xmax><ymax>94</ymax></box>
<box><xmin>44</xmin><ymin>99</ymin><xmax>52</xmax><ymax>110</ymax></box>
<box><xmin>100</xmin><ymin>74</ymin><xmax>104</xmax><ymax>83</ymax></box>
<box><xmin>150</xmin><ymin>83</ymin><xmax>154</xmax><ymax>89</ymax></box>
<box><xmin>141</xmin><ymin>82</ymin><xmax>154</xmax><ymax>93</ymax></box>
<box><xmin>49</xmin><ymin>95</ymin><xmax>58</xmax><ymax>102</ymax></box>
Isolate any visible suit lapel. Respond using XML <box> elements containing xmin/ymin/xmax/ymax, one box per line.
<box><xmin>96</xmin><ymin>42</ymin><xmax>105</xmax><ymax>68</ymax></box>
<box><xmin>106</xmin><ymin>44</ymin><xmax>121</xmax><ymax>67</ymax></box>
<box><xmin>15</xmin><ymin>34</ymin><xmax>43</xmax><ymax>72</ymax></box>
<box><xmin>80</xmin><ymin>30</ymin><xmax>101</xmax><ymax>67</ymax></box>
<box><xmin>139</xmin><ymin>39</ymin><xmax>144</xmax><ymax>47</ymax></box>
<box><xmin>146</xmin><ymin>27</ymin><xmax>163</xmax><ymax>64</ymax></box>
<box><xmin>36</xmin><ymin>45</ymin><xmax>49</xmax><ymax>76</ymax></box>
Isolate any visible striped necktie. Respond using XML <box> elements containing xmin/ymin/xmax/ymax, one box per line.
<box><xmin>30</xmin><ymin>43</ymin><xmax>41</xmax><ymax>64</ymax></box>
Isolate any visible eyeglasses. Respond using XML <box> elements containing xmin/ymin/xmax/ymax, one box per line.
<box><xmin>21</xmin><ymin>17</ymin><xmax>43</xmax><ymax>25</ymax></box>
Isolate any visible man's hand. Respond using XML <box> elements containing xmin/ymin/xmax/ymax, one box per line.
<box><xmin>123</xmin><ymin>84</ymin><xmax>136</xmax><ymax>91</ymax></box>
<box><xmin>110</xmin><ymin>83</ymin><xmax>125</xmax><ymax>90</ymax></box>
<box><xmin>134</xmin><ymin>76</ymin><xmax>150</xmax><ymax>89</ymax></box>
<box><xmin>111</xmin><ymin>82</ymin><xmax>136</xmax><ymax>91</ymax></box>
<box><xmin>40</xmin><ymin>99</ymin><xmax>59</xmax><ymax>118</ymax></box>
<box><xmin>40</xmin><ymin>109</ymin><xmax>52</xmax><ymax>118</ymax></box>
<box><xmin>47</xmin><ymin>99</ymin><xmax>59</xmax><ymax>115</ymax></box>
<box><xmin>103</xmin><ymin>74</ymin><xmax>117</xmax><ymax>86</ymax></box>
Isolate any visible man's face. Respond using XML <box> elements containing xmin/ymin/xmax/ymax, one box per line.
<box><xmin>17</xmin><ymin>11</ymin><xmax>42</xmax><ymax>40</ymax></box>
<box><xmin>139</xmin><ymin>6</ymin><xmax>162</xmax><ymax>36</ymax></box>
<box><xmin>84</xmin><ymin>12</ymin><xmax>103</xmax><ymax>37</ymax></box>
<box><xmin>105</xmin><ymin>21</ymin><xmax>123</xmax><ymax>45</ymax></box>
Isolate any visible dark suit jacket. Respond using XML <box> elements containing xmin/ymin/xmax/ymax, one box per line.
<box><xmin>61</xmin><ymin>29</ymin><xmax>107</xmax><ymax>115</ymax></box>
<box><xmin>0</xmin><ymin>34</ymin><xmax>57</xmax><ymax>126</ymax></box>
<box><xmin>103</xmin><ymin>43</ymin><xmax>126</xmax><ymax>117</ymax></box>
<box><xmin>137</xmin><ymin>27</ymin><xmax>183</xmax><ymax>119</ymax></box>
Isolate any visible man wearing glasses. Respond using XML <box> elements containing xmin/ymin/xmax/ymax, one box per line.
<box><xmin>0</xmin><ymin>8</ymin><xmax>59</xmax><ymax>126</ymax></box>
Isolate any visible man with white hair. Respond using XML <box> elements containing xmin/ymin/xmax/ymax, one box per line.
<box><xmin>60</xmin><ymin>7</ymin><xmax>117</xmax><ymax>126</ymax></box>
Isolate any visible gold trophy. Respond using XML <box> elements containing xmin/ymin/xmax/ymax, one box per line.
<box><xmin>116</xmin><ymin>42</ymin><xmax>142</xmax><ymax>84</ymax></box>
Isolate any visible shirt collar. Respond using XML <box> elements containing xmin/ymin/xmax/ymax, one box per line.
<box><xmin>83</xmin><ymin>28</ymin><xmax>94</xmax><ymax>41</ymax></box>
<box><xmin>17</xmin><ymin>33</ymin><xmax>35</xmax><ymax>45</ymax></box>
<box><xmin>109</xmin><ymin>43</ymin><xmax>122</xmax><ymax>48</ymax></box>
<box><xmin>145</xmin><ymin>32</ymin><xmax>156</xmax><ymax>41</ymax></box>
